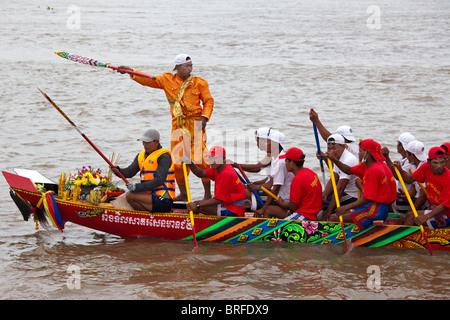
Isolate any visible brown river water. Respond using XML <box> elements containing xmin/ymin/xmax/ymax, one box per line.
<box><xmin>0</xmin><ymin>0</ymin><xmax>448</xmax><ymax>301</ymax></box>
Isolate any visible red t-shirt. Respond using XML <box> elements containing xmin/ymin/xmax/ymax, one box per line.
<box><xmin>351</xmin><ymin>162</ymin><xmax>397</xmax><ymax>204</ymax></box>
<box><xmin>412</xmin><ymin>164</ymin><xmax>450</xmax><ymax>208</ymax></box>
<box><xmin>290</xmin><ymin>168</ymin><xmax>322</xmax><ymax>220</ymax></box>
<box><xmin>205</xmin><ymin>164</ymin><xmax>246</xmax><ymax>216</ymax></box>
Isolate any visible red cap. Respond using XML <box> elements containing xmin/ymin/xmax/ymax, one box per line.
<box><xmin>428</xmin><ymin>146</ymin><xmax>446</xmax><ymax>160</ymax></box>
<box><xmin>440</xmin><ymin>142</ymin><xmax>450</xmax><ymax>155</ymax></box>
<box><xmin>208</xmin><ymin>146</ymin><xmax>226</xmax><ymax>158</ymax></box>
<box><xmin>279</xmin><ymin>147</ymin><xmax>305</xmax><ymax>162</ymax></box>
<box><xmin>360</xmin><ymin>139</ymin><xmax>385</xmax><ymax>162</ymax></box>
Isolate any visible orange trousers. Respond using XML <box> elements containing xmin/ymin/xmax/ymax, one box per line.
<box><xmin>170</xmin><ymin>116</ymin><xmax>210</xmax><ymax>186</ymax></box>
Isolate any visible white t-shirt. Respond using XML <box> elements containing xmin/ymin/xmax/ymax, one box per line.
<box><xmin>346</xmin><ymin>141</ymin><xmax>359</xmax><ymax>157</ymax></box>
<box><xmin>398</xmin><ymin>157</ymin><xmax>413</xmax><ymax>193</ymax></box>
<box><xmin>271</xmin><ymin>151</ymin><xmax>294</xmax><ymax>202</ymax></box>
<box><xmin>334</xmin><ymin>148</ymin><xmax>359</xmax><ymax>199</ymax></box>
<box><xmin>410</xmin><ymin>161</ymin><xmax>426</xmax><ymax>197</ymax></box>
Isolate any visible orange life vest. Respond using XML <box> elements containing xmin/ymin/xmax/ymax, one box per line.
<box><xmin>138</xmin><ymin>148</ymin><xmax>175</xmax><ymax>199</ymax></box>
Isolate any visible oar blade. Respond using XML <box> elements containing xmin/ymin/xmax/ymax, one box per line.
<box><xmin>54</xmin><ymin>51</ymin><xmax>109</xmax><ymax>67</ymax></box>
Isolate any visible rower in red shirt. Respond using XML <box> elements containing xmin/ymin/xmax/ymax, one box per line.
<box><xmin>326</xmin><ymin>139</ymin><xmax>397</xmax><ymax>229</ymax></box>
<box><xmin>263</xmin><ymin>147</ymin><xmax>322</xmax><ymax>220</ymax></box>
<box><xmin>441</xmin><ymin>142</ymin><xmax>450</xmax><ymax>169</ymax></box>
<box><xmin>395</xmin><ymin>146</ymin><xmax>450</xmax><ymax>229</ymax></box>
<box><xmin>187</xmin><ymin>146</ymin><xmax>247</xmax><ymax>217</ymax></box>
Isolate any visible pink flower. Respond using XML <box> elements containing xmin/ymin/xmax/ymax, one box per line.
<box><xmin>302</xmin><ymin>221</ymin><xmax>318</xmax><ymax>235</ymax></box>
<box><xmin>271</xmin><ymin>228</ymin><xmax>283</xmax><ymax>242</ymax></box>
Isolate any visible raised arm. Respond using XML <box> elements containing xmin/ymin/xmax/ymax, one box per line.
<box><xmin>309</xmin><ymin>108</ymin><xmax>332</xmax><ymax>141</ymax></box>
<box><xmin>117</xmin><ymin>66</ymin><xmax>161</xmax><ymax>88</ymax></box>
<box><xmin>188</xmin><ymin>163</ymin><xmax>208</xmax><ymax>178</ymax></box>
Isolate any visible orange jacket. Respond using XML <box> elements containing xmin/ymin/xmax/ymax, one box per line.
<box><xmin>138</xmin><ymin>148</ymin><xmax>175</xmax><ymax>199</ymax></box>
<box><xmin>131</xmin><ymin>71</ymin><xmax>214</xmax><ymax>121</ymax></box>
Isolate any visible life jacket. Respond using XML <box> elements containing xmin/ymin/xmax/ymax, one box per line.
<box><xmin>138</xmin><ymin>148</ymin><xmax>175</xmax><ymax>199</ymax></box>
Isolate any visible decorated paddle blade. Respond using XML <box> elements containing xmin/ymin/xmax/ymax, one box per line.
<box><xmin>55</xmin><ymin>51</ymin><xmax>110</xmax><ymax>68</ymax></box>
<box><xmin>55</xmin><ymin>51</ymin><xmax>156</xmax><ymax>79</ymax></box>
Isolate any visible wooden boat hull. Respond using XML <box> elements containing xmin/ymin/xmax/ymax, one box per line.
<box><xmin>3</xmin><ymin>171</ymin><xmax>450</xmax><ymax>251</ymax></box>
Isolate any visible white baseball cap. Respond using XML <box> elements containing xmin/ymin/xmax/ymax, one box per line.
<box><xmin>398</xmin><ymin>132</ymin><xmax>415</xmax><ymax>150</ymax></box>
<box><xmin>255</xmin><ymin>127</ymin><xmax>271</xmax><ymax>138</ymax></box>
<box><xmin>406</xmin><ymin>140</ymin><xmax>427</xmax><ymax>162</ymax></box>
<box><xmin>173</xmin><ymin>54</ymin><xmax>191</xmax><ymax>70</ymax></box>
<box><xmin>327</xmin><ymin>133</ymin><xmax>346</xmax><ymax>145</ymax></box>
<box><xmin>335</xmin><ymin>126</ymin><xmax>356</xmax><ymax>142</ymax></box>
<box><xmin>268</xmin><ymin>130</ymin><xmax>286</xmax><ymax>150</ymax></box>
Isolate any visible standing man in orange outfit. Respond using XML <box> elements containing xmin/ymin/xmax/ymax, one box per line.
<box><xmin>118</xmin><ymin>54</ymin><xmax>214</xmax><ymax>201</ymax></box>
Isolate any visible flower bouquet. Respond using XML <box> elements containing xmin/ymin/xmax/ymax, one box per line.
<box><xmin>63</xmin><ymin>166</ymin><xmax>115</xmax><ymax>202</ymax></box>
<box><xmin>66</xmin><ymin>166</ymin><xmax>115</xmax><ymax>198</ymax></box>
<box><xmin>68</xmin><ymin>166</ymin><xmax>114</xmax><ymax>188</ymax></box>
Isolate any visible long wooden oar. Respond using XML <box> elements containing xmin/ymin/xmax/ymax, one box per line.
<box><xmin>260</xmin><ymin>186</ymin><xmax>278</xmax><ymax>201</ymax></box>
<box><xmin>327</xmin><ymin>158</ymin><xmax>349</xmax><ymax>251</ymax></box>
<box><xmin>178</xmin><ymin>127</ymin><xmax>198</xmax><ymax>249</ymax></box>
<box><xmin>182</xmin><ymin>162</ymin><xmax>198</xmax><ymax>249</ymax></box>
<box><xmin>312</xmin><ymin>122</ymin><xmax>326</xmax><ymax>185</ymax></box>
<box><xmin>55</xmin><ymin>52</ymin><xmax>156</xmax><ymax>80</ymax></box>
<box><xmin>394</xmin><ymin>167</ymin><xmax>433</xmax><ymax>255</ymax></box>
<box><xmin>37</xmin><ymin>87</ymin><xmax>129</xmax><ymax>184</ymax></box>
<box><xmin>236</xmin><ymin>165</ymin><xmax>264</xmax><ymax>207</ymax></box>
<box><xmin>409</xmin><ymin>169</ymin><xmax>427</xmax><ymax>196</ymax></box>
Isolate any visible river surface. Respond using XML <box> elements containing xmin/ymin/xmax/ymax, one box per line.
<box><xmin>0</xmin><ymin>0</ymin><xmax>449</xmax><ymax>300</ymax></box>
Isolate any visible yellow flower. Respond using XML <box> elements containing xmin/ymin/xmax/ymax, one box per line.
<box><xmin>84</xmin><ymin>172</ymin><xmax>98</xmax><ymax>185</ymax></box>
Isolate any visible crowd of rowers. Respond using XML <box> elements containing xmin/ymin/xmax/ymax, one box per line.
<box><xmin>112</xmin><ymin>108</ymin><xmax>450</xmax><ymax>231</ymax></box>
<box><xmin>110</xmin><ymin>53</ymin><xmax>448</xmax><ymax>231</ymax></box>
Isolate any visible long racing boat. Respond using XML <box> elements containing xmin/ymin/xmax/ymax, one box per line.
<box><xmin>3</xmin><ymin>170</ymin><xmax>449</xmax><ymax>252</ymax></box>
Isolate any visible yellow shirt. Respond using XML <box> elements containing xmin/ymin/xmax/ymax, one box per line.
<box><xmin>131</xmin><ymin>71</ymin><xmax>214</xmax><ymax>121</ymax></box>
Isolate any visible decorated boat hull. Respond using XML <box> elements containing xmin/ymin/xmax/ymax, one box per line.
<box><xmin>3</xmin><ymin>171</ymin><xmax>450</xmax><ymax>251</ymax></box>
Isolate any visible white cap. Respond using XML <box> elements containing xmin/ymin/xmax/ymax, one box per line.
<box><xmin>268</xmin><ymin>130</ymin><xmax>286</xmax><ymax>150</ymax></box>
<box><xmin>406</xmin><ymin>140</ymin><xmax>427</xmax><ymax>162</ymax></box>
<box><xmin>173</xmin><ymin>54</ymin><xmax>191</xmax><ymax>69</ymax></box>
<box><xmin>255</xmin><ymin>127</ymin><xmax>271</xmax><ymax>138</ymax></box>
<box><xmin>335</xmin><ymin>126</ymin><xmax>356</xmax><ymax>142</ymax></box>
<box><xmin>398</xmin><ymin>132</ymin><xmax>415</xmax><ymax>150</ymax></box>
<box><xmin>327</xmin><ymin>133</ymin><xmax>346</xmax><ymax>145</ymax></box>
